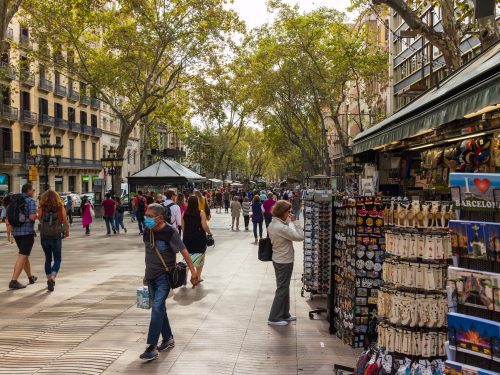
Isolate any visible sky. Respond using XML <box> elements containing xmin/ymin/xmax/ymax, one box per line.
<box><xmin>228</xmin><ymin>0</ymin><xmax>352</xmax><ymax>29</ymax></box>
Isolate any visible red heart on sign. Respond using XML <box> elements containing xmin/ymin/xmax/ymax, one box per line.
<box><xmin>473</xmin><ymin>178</ymin><xmax>491</xmax><ymax>194</ymax></box>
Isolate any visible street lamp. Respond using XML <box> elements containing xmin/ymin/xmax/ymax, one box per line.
<box><xmin>100</xmin><ymin>147</ymin><xmax>123</xmax><ymax>195</ymax></box>
<box><xmin>29</xmin><ymin>131</ymin><xmax>63</xmax><ymax>191</ymax></box>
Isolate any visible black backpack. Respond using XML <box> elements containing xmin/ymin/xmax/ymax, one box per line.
<box><xmin>164</xmin><ymin>202</ymin><xmax>175</xmax><ymax>224</ymax></box>
<box><xmin>39</xmin><ymin>211</ymin><xmax>59</xmax><ymax>239</ymax></box>
<box><xmin>137</xmin><ymin>197</ymin><xmax>146</xmax><ymax>213</ymax></box>
<box><xmin>7</xmin><ymin>194</ymin><xmax>26</xmax><ymax>227</ymax></box>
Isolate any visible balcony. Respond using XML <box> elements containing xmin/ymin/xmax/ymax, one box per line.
<box><xmin>0</xmin><ymin>104</ymin><xmax>19</xmax><ymax>121</ymax></box>
<box><xmin>0</xmin><ymin>62</ymin><xmax>17</xmax><ymax>80</ymax></box>
<box><xmin>68</xmin><ymin>90</ymin><xmax>79</xmax><ymax>102</ymax></box>
<box><xmin>59</xmin><ymin>157</ymin><xmax>101</xmax><ymax>169</ymax></box>
<box><xmin>54</xmin><ymin>118</ymin><xmax>69</xmax><ymax>130</ymax></box>
<box><xmin>19</xmin><ymin>71</ymin><xmax>35</xmax><ymax>86</ymax></box>
<box><xmin>55</xmin><ymin>84</ymin><xmax>67</xmax><ymax>97</ymax></box>
<box><xmin>91</xmin><ymin>127</ymin><xmax>102</xmax><ymax>137</ymax></box>
<box><xmin>38</xmin><ymin>77</ymin><xmax>53</xmax><ymax>92</ymax></box>
<box><xmin>40</xmin><ymin>114</ymin><xmax>55</xmax><ymax>126</ymax></box>
<box><xmin>20</xmin><ymin>110</ymin><xmax>37</xmax><ymax>125</ymax></box>
<box><xmin>6</xmin><ymin>28</ymin><xmax>13</xmax><ymax>40</ymax></box>
<box><xmin>90</xmin><ymin>98</ymin><xmax>100</xmax><ymax>109</ymax></box>
<box><xmin>164</xmin><ymin>148</ymin><xmax>187</xmax><ymax>158</ymax></box>
<box><xmin>0</xmin><ymin>151</ymin><xmax>29</xmax><ymax>165</ymax></box>
<box><xmin>68</xmin><ymin>120</ymin><xmax>80</xmax><ymax>132</ymax></box>
<box><xmin>80</xmin><ymin>95</ymin><xmax>90</xmax><ymax>106</ymax></box>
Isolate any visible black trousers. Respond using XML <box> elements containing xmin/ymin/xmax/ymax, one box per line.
<box><xmin>243</xmin><ymin>215</ymin><xmax>250</xmax><ymax>228</ymax></box>
<box><xmin>269</xmin><ymin>262</ymin><xmax>294</xmax><ymax>322</ymax></box>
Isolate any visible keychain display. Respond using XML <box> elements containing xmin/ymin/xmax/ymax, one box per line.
<box><xmin>382</xmin><ymin>259</ymin><xmax>447</xmax><ymax>291</ymax></box>
<box><xmin>333</xmin><ymin>195</ymin><xmax>385</xmax><ymax>348</ymax></box>
<box><xmin>385</xmin><ymin>228</ymin><xmax>451</xmax><ymax>260</ymax></box>
<box><xmin>302</xmin><ymin>190</ymin><xmax>332</xmax><ymax>296</ymax></box>
<box><xmin>384</xmin><ymin>199</ymin><xmax>455</xmax><ymax>229</ymax></box>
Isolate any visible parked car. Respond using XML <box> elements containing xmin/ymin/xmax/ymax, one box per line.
<box><xmin>60</xmin><ymin>193</ymin><xmax>81</xmax><ymax>215</ymax></box>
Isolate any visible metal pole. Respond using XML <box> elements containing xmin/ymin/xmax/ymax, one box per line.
<box><xmin>111</xmin><ymin>170</ymin><xmax>115</xmax><ymax>196</ymax></box>
<box><xmin>44</xmin><ymin>160</ymin><xmax>49</xmax><ymax>190</ymax></box>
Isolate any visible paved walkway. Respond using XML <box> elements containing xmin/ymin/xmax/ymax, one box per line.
<box><xmin>0</xmin><ymin>213</ymin><xmax>358</xmax><ymax>374</ymax></box>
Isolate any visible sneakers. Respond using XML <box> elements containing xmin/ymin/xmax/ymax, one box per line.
<box><xmin>28</xmin><ymin>276</ymin><xmax>37</xmax><ymax>284</ymax></box>
<box><xmin>268</xmin><ymin>320</ymin><xmax>288</xmax><ymax>326</ymax></box>
<box><xmin>139</xmin><ymin>345</ymin><xmax>158</xmax><ymax>361</ymax></box>
<box><xmin>47</xmin><ymin>279</ymin><xmax>55</xmax><ymax>292</ymax></box>
<box><xmin>158</xmin><ymin>337</ymin><xmax>175</xmax><ymax>352</ymax></box>
<box><xmin>284</xmin><ymin>315</ymin><xmax>297</xmax><ymax>321</ymax></box>
<box><xmin>9</xmin><ymin>280</ymin><xmax>26</xmax><ymax>289</ymax></box>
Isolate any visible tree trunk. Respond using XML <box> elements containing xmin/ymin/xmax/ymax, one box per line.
<box><xmin>113</xmin><ymin>118</ymin><xmax>133</xmax><ymax>196</ymax></box>
<box><xmin>478</xmin><ymin>17</ymin><xmax>500</xmax><ymax>50</ymax></box>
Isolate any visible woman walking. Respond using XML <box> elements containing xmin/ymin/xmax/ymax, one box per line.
<box><xmin>242</xmin><ymin>197</ymin><xmax>251</xmax><ymax>231</ymax></box>
<box><xmin>230</xmin><ymin>196</ymin><xmax>242</xmax><ymax>231</ymax></box>
<box><xmin>194</xmin><ymin>190</ymin><xmax>210</xmax><ymax>221</ymax></box>
<box><xmin>114</xmin><ymin>196</ymin><xmax>127</xmax><ymax>233</ymax></box>
<box><xmin>267</xmin><ymin>200</ymin><xmax>304</xmax><ymax>326</ymax></box>
<box><xmin>182</xmin><ymin>196</ymin><xmax>212</xmax><ymax>284</ymax></box>
<box><xmin>81</xmin><ymin>196</ymin><xmax>93</xmax><ymax>235</ymax></box>
<box><xmin>37</xmin><ymin>190</ymin><xmax>69</xmax><ymax>292</ymax></box>
<box><xmin>251</xmin><ymin>195</ymin><xmax>264</xmax><ymax>244</ymax></box>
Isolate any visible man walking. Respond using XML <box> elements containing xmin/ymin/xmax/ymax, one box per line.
<box><xmin>215</xmin><ymin>190</ymin><xmax>223</xmax><ymax>214</ymax></box>
<box><xmin>8</xmin><ymin>183</ymin><xmax>38</xmax><ymax>289</ymax></box>
<box><xmin>133</xmin><ymin>191</ymin><xmax>147</xmax><ymax>234</ymax></box>
<box><xmin>223</xmin><ymin>190</ymin><xmax>230</xmax><ymax>213</ymax></box>
<box><xmin>65</xmin><ymin>195</ymin><xmax>73</xmax><ymax>225</ymax></box>
<box><xmin>163</xmin><ymin>190</ymin><xmax>181</xmax><ymax>233</ymax></box>
<box><xmin>102</xmin><ymin>193</ymin><xmax>117</xmax><ymax>235</ymax></box>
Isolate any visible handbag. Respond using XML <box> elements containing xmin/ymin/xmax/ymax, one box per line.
<box><xmin>206</xmin><ymin>234</ymin><xmax>215</xmax><ymax>247</ymax></box>
<box><xmin>258</xmin><ymin>237</ymin><xmax>273</xmax><ymax>262</ymax></box>
<box><xmin>89</xmin><ymin>205</ymin><xmax>95</xmax><ymax>218</ymax></box>
<box><xmin>151</xmin><ymin>232</ymin><xmax>188</xmax><ymax>289</ymax></box>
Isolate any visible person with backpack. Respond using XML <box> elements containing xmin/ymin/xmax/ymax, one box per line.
<box><xmin>65</xmin><ymin>195</ymin><xmax>73</xmax><ymax>225</ymax></box>
<box><xmin>102</xmin><ymin>193</ymin><xmax>117</xmax><ymax>235</ymax></box>
<box><xmin>163</xmin><ymin>190</ymin><xmax>181</xmax><ymax>233</ymax></box>
<box><xmin>8</xmin><ymin>183</ymin><xmax>38</xmax><ymax>289</ymax></box>
<box><xmin>114</xmin><ymin>196</ymin><xmax>127</xmax><ymax>233</ymax></box>
<box><xmin>81</xmin><ymin>196</ymin><xmax>93</xmax><ymax>235</ymax></box>
<box><xmin>37</xmin><ymin>189</ymin><xmax>69</xmax><ymax>292</ymax></box>
<box><xmin>133</xmin><ymin>191</ymin><xmax>147</xmax><ymax>234</ymax></box>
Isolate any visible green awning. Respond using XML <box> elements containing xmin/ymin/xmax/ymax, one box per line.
<box><xmin>352</xmin><ymin>43</ymin><xmax>500</xmax><ymax>154</ymax></box>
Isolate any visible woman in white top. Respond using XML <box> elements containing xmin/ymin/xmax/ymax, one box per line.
<box><xmin>266</xmin><ymin>200</ymin><xmax>304</xmax><ymax>326</ymax></box>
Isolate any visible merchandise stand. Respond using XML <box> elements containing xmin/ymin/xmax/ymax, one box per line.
<box><xmin>446</xmin><ymin>173</ymin><xmax>500</xmax><ymax>374</ymax></box>
<box><xmin>302</xmin><ymin>189</ymin><xmax>333</xmax><ymax>311</ymax></box>
<box><xmin>331</xmin><ymin>196</ymin><xmax>385</xmax><ymax>348</ymax></box>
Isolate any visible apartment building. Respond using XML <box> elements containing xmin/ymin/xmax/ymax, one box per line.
<box><xmin>140</xmin><ymin>124</ymin><xmax>186</xmax><ymax>169</ymax></box>
<box><xmin>0</xmin><ymin>16</ymin><xmax>102</xmax><ymax>195</ymax></box>
<box><xmin>389</xmin><ymin>6</ymin><xmax>482</xmax><ymax>112</ymax></box>
<box><xmin>99</xmin><ymin>103</ymin><xmax>141</xmax><ymax>190</ymax></box>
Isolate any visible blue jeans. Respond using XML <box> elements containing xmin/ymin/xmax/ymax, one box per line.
<box><xmin>147</xmin><ymin>272</ymin><xmax>173</xmax><ymax>345</ymax></box>
<box><xmin>253</xmin><ymin>221</ymin><xmax>263</xmax><ymax>239</ymax></box>
<box><xmin>114</xmin><ymin>213</ymin><xmax>125</xmax><ymax>231</ymax></box>
<box><xmin>294</xmin><ymin>209</ymin><xmax>301</xmax><ymax>220</ymax></box>
<box><xmin>103</xmin><ymin>216</ymin><xmax>116</xmax><ymax>234</ymax></box>
<box><xmin>41</xmin><ymin>237</ymin><xmax>62</xmax><ymax>276</ymax></box>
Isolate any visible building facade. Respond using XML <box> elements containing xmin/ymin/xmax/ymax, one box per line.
<box><xmin>0</xmin><ymin>16</ymin><xmax>103</xmax><ymax>195</ymax></box>
<box><xmin>140</xmin><ymin>124</ymin><xmax>186</xmax><ymax>169</ymax></box>
<box><xmin>389</xmin><ymin>6</ymin><xmax>483</xmax><ymax>112</ymax></box>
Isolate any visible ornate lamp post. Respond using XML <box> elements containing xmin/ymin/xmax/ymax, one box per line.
<box><xmin>29</xmin><ymin>131</ymin><xmax>63</xmax><ymax>191</ymax></box>
<box><xmin>101</xmin><ymin>147</ymin><xmax>123</xmax><ymax>195</ymax></box>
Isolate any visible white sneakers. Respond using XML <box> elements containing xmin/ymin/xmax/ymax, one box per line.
<box><xmin>268</xmin><ymin>320</ymin><xmax>288</xmax><ymax>326</ymax></box>
<box><xmin>268</xmin><ymin>316</ymin><xmax>297</xmax><ymax>326</ymax></box>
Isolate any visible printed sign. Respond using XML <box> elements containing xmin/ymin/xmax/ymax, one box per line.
<box><xmin>450</xmin><ymin>173</ymin><xmax>500</xmax><ymax>210</ymax></box>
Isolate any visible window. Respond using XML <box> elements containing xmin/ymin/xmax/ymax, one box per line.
<box><xmin>54</xmin><ymin>71</ymin><xmax>60</xmax><ymax>86</ymax></box>
<box><xmin>55</xmin><ymin>176</ymin><xmax>63</xmax><ymax>192</ymax></box>
<box><xmin>38</xmin><ymin>98</ymin><xmax>48</xmax><ymax>115</ymax></box>
<box><xmin>39</xmin><ymin>63</ymin><xmax>46</xmax><ymax>80</ymax></box>
<box><xmin>69</xmin><ymin>139</ymin><xmax>74</xmax><ymax>158</ymax></box>
<box><xmin>79</xmin><ymin>82</ymin><xmax>86</xmax><ymax>96</ymax></box>
<box><xmin>67</xmin><ymin>50</ymin><xmax>75</xmax><ymax>66</ymax></box>
<box><xmin>80</xmin><ymin>111</ymin><xmax>87</xmax><ymax>126</ymax></box>
<box><xmin>68</xmin><ymin>176</ymin><xmax>76</xmax><ymax>192</ymax></box>
<box><xmin>92</xmin><ymin>142</ymin><xmax>96</xmax><ymax>160</ymax></box>
<box><xmin>127</xmin><ymin>149</ymin><xmax>131</xmax><ymax>164</ymax></box>
<box><xmin>102</xmin><ymin>145</ymin><xmax>107</xmax><ymax>157</ymax></box>
<box><xmin>91</xmin><ymin>114</ymin><xmax>97</xmax><ymax>128</ymax></box>
<box><xmin>1</xmin><ymin>85</ymin><xmax>10</xmax><ymax>106</ymax></box>
<box><xmin>68</xmin><ymin>107</ymin><xmax>75</xmax><ymax>122</ymax></box>
<box><xmin>54</xmin><ymin>103</ymin><xmax>63</xmax><ymax>119</ymax></box>
<box><xmin>56</xmin><ymin>136</ymin><xmax>61</xmax><ymax>145</ymax></box>
<box><xmin>68</xmin><ymin>78</ymin><xmax>74</xmax><ymax>93</ymax></box>
<box><xmin>81</xmin><ymin>141</ymin><xmax>86</xmax><ymax>159</ymax></box>
<box><xmin>133</xmin><ymin>150</ymin><xmax>136</xmax><ymax>165</ymax></box>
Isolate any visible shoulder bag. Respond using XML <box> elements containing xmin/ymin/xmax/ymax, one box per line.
<box><xmin>258</xmin><ymin>236</ymin><xmax>273</xmax><ymax>262</ymax></box>
<box><xmin>150</xmin><ymin>231</ymin><xmax>187</xmax><ymax>289</ymax></box>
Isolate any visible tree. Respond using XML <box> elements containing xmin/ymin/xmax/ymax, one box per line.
<box><xmin>23</xmin><ymin>0</ymin><xmax>242</xmax><ymax>190</ymax></box>
<box><xmin>354</xmin><ymin>0</ymin><xmax>500</xmax><ymax>71</ymax></box>
<box><xmin>0</xmin><ymin>0</ymin><xmax>22</xmax><ymax>53</ymax></box>
<box><xmin>242</xmin><ymin>2</ymin><xmax>387</xmax><ymax>175</ymax></box>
